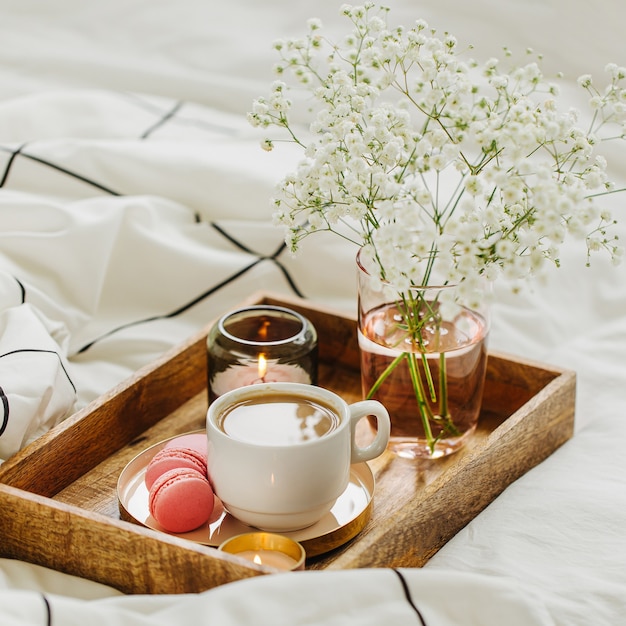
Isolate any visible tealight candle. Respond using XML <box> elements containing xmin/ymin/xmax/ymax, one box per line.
<box><xmin>218</xmin><ymin>532</ymin><xmax>306</xmax><ymax>572</ymax></box>
<box><xmin>233</xmin><ymin>549</ymin><xmax>299</xmax><ymax>570</ymax></box>
<box><xmin>207</xmin><ymin>305</ymin><xmax>318</xmax><ymax>401</ymax></box>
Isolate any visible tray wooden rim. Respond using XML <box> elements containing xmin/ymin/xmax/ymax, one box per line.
<box><xmin>0</xmin><ymin>290</ymin><xmax>576</xmax><ymax>594</ymax></box>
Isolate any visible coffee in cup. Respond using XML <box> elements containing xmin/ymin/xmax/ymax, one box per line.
<box><xmin>217</xmin><ymin>393</ymin><xmax>340</xmax><ymax>445</ymax></box>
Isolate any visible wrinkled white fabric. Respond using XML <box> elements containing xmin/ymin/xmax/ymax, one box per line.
<box><xmin>0</xmin><ymin>296</ymin><xmax>76</xmax><ymax>459</ymax></box>
<box><xmin>0</xmin><ymin>564</ymin><xmax>555</xmax><ymax>626</ymax></box>
<box><xmin>1</xmin><ymin>0</ymin><xmax>626</xmax><ymax>625</ymax></box>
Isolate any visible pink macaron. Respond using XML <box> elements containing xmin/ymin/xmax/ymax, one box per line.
<box><xmin>148</xmin><ymin>467</ymin><xmax>215</xmax><ymax>533</ymax></box>
<box><xmin>163</xmin><ymin>433</ymin><xmax>207</xmax><ymax>457</ymax></box>
<box><xmin>145</xmin><ymin>445</ymin><xmax>207</xmax><ymax>490</ymax></box>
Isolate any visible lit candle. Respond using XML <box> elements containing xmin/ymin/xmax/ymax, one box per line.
<box><xmin>207</xmin><ymin>305</ymin><xmax>318</xmax><ymax>401</ymax></box>
<box><xmin>218</xmin><ymin>532</ymin><xmax>306</xmax><ymax>571</ymax></box>
<box><xmin>234</xmin><ymin>549</ymin><xmax>299</xmax><ymax>570</ymax></box>
<box><xmin>257</xmin><ymin>353</ymin><xmax>267</xmax><ymax>380</ymax></box>
<box><xmin>210</xmin><ymin>359</ymin><xmax>312</xmax><ymax>397</ymax></box>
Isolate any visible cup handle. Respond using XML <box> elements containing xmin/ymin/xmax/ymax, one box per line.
<box><xmin>348</xmin><ymin>400</ymin><xmax>390</xmax><ymax>464</ymax></box>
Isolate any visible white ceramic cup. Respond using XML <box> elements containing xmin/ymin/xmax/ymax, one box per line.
<box><xmin>206</xmin><ymin>382</ymin><xmax>390</xmax><ymax>532</ymax></box>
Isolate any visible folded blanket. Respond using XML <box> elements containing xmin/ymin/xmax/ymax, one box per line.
<box><xmin>0</xmin><ymin>277</ymin><xmax>76</xmax><ymax>460</ymax></box>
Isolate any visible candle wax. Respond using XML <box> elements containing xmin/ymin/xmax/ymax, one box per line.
<box><xmin>210</xmin><ymin>362</ymin><xmax>311</xmax><ymax>397</ymax></box>
<box><xmin>235</xmin><ymin>549</ymin><xmax>299</xmax><ymax>570</ymax></box>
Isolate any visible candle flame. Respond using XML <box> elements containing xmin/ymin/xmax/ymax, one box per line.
<box><xmin>258</xmin><ymin>319</ymin><xmax>270</xmax><ymax>340</ymax></box>
<box><xmin>258</xmin><ymin>353</ymin><xmax>267</xmax><ymax>380</ymax></box>
<box><xmin>253</xmin><ymin>554</ymin><xmax>262</xmax><ymax>565</ymax></box>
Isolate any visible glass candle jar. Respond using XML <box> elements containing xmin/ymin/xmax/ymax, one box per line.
<box><xmin>218</xmin><ymin>532</ymin><xmax>306</xmax><ymax>571</ymax></box>
<box><xmin>206</xmin><ymin>305</ymin><xmax>318</xmax><ymax>402</ymax></box>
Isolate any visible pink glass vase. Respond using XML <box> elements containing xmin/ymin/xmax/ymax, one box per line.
<box><xmin>357</xmin><ymin>250</ymin><xmax>490</xmax><ymax>459</ymax></box>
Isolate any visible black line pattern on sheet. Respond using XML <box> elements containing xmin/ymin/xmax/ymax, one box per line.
<box><xmin>0</xmin><ymin>146</ymin><xmax>122</xmax><ymax>196</ymax></box>
<box><xmin>274</xmin><ymin>260</ymin><xmax>305</xmax><ymax>298</ymax></box>
<box><xmin>13</xmin><ymin>276</ymin><xmax>26</xmax><ymax>303</ymax></box>
<box><xmin>20</xmin><ymin>152</ymin><xmax>122</xmax><ymax>196</ymax></box>
<box><xmin>140</xmin><ymin>100</ymin><xmax>184</xmax><ymax>139</ymax></box>
<box><xmin>75</xmin><ymin>221</ymin><xmax>306</xmax><ymax>353</ymax></box>
<box><xmin>210</xmin><ymin>222</ymin><xmax>260</xmax><ymax>254</ymax></box>
<box><xmin>121</xmin><ymin>92</ymin><xmax>240</xmax><ymax>136</ymax></box>
<box><xmin>41</xmin><ymin>594</ymin><xmax>52</xmax><ymax>626</ymax></box>
<box><xmin>392</xmin><ymin>569</ymin><xmax>429</xmax><ymax>626</ymax></box>
<box><xmin>0</xmin><ymin>142</ymin><xmax>26</xmax><ymax>188</ymax></box>
<box><xmin>0</xmin><ymin>349</ymin><xmax>76</xmax><ymax>394</ymax></box>
<box><xmin>210</xmin><ymin>223</ymin><xmax>305</xmax><ymax>297</ymax></box>
<box><xmin>0</xmin><ymin>385</ymin><xmax>9</xmax><ymax>437</ymax></box>
<box><xmin>75</xmin><ymin>257</ymin><xmax>264</xmax><ymax>354</ymax></box>
<box><xmin>0</xmin><ymin>92</ymin><xmax>308</xmax><ymax>360</ymax></box>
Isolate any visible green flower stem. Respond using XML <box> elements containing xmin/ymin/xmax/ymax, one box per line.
<box><xmin>365</xmin><ymin>348</ymin><xmax>437</xmax><ymax>453</ymax></box>
<box><xmin>365</xmin><ymin>351</ymin><xmax>406</xmax><ymax>399</ymax></box>
<box><xmin>434</xmin><ymin>352</ymin><xmax>461</xmax><ymax>438</ymax></box>
<box><xmin>438</xmin><ymin>352</ymin><xmax>449</xmax><ymax>418</ymax></box>
<box><xmin>407</xmin><ymin>351</ymin><xmax>437</xmax><ymax>453</ymax></box>
<box><xmin>401</xmin><ymin>289</ymin><xmax>442</xmax><ymax>452</ymax></box>
<box><xmin>421</xmin><ymin>352</ymin><xmax>437</xmax><ymax>402</ymax></box>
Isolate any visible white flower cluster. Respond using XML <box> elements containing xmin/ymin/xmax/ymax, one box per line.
<box><xmin>248</xmin><ymin>3</ymin><xmax>626</xmax><ymax>295</ymax></box>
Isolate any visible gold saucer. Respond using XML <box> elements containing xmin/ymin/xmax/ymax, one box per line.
<box><xmin>117</xmin><ymin>433</ymin><xmax>374</xmax><ymax>557</ymax></box>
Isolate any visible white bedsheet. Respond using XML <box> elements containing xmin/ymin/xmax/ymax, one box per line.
<box><xmin>1</xmin><ymin>1</ymin><xmax>626</xmax><ymax>624</ymax></box>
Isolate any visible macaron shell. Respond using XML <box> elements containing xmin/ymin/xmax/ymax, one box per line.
<box><xmin>145</xmin><ymin>446</ymin><xmax>207</xmax><ymax>489</ymax></box>
<box><xmin>149</xmin><ymin>468</ymin><xmax>215</xmax><ymax>533</ymax></box>
<box><xmin>164</xmin><ymin>433</ymin><xmax>207</xmax><ymax>457</ymax></box>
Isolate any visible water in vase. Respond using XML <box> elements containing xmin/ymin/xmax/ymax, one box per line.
<box><xmin>358</xmin><ymin>302</ymin><xmax>489</xmax><ymax>458</ymax></box>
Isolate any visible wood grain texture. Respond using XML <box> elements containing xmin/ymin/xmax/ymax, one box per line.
<box><xmin>0</xmin><ymin>291</ymin><xmax>576</xmax><ymax>594</ymax></box>
<box><xmin>0</xmin><ymin>483</ymin><xmax>266</xmax><ymax>594</ymax></box>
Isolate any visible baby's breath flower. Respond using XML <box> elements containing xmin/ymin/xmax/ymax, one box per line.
<box><xmin>250</xmin><ymin>3</ymin><xmax>625</xmax><ymax>297</ymax></box>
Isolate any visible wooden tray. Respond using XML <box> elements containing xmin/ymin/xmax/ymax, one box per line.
<box><xmin>0</xmin><ymin>292</ymin><xmax>576</xmax><ymax>595</ymax></box>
